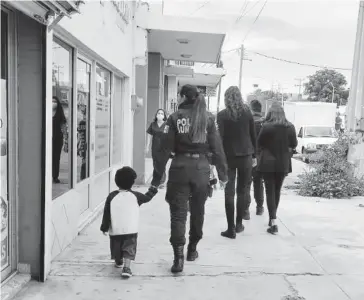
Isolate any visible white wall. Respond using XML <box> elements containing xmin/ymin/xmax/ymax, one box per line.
<box><xmin>59</xmin><ymin>1</ymin><xmax>134</xmax><ymax>78</ymax></box>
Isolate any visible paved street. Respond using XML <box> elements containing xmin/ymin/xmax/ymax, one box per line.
<box><xmin>14</xmin><ymin>160</ymin><xmax>364</xmax><ymax>300</ymax></box>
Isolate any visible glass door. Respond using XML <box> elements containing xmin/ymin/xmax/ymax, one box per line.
<box><xmin>1</xmin><ymin>7</ymin><xmax>15</xmax><ymax>282</ymax></box>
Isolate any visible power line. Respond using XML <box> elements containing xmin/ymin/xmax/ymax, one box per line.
<box><xmin>234</xmin><ymin>0</ymin><xmax>249</xmax><ymax>24</ymax></box>
<box><xmin>242</xmin><ymin>0</ymin><xmax>268</xmax><ymax>43</ymax></box>
<box><xmin>221</xmin><ymin>0</ymin><xmax>267</xmax><ymax>54</ymax></box>
<box><xmin>191</xmin><ymin>1</ymin><xmax>210</xmax><ymax>15</ymax></box>
<box><xmin>249</xmin><ymin>50</ymin><xmax>352</xmax><ymax>71</ymax></box>
<box><xmin>239</xmin><ymin>0</ymin><xmax>263</xmax><ymax>22</ymax></box>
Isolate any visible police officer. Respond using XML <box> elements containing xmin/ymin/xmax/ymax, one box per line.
<box><xmin>151</xmin><ymin>84</ymin><xmax>228</xmax><ymax>274</ymax></box>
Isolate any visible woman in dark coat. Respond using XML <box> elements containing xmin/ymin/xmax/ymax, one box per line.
<box><xmin>52</xmin><ymin>96</ymin><xmax>67</xmax><ymax>183</ymax></box>
<box><xmin>146</xmin><ymin>109</ymin><xmax>168</xmax><ymax>187</ymax></box>
<box><xmin>257</xmin><ymin>102</ymin><xmax>297</xmax><ymax>234</ymax></box>
<box><xmin>217</xmin><ymin>86</ymin><xmax>257</xmax><ymax>239</ymax></box>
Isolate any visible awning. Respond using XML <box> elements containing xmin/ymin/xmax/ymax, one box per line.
<box><xmin>6</xmin><ymin>1</ymin><xmax>82</xmax><ymax>25</ymax></box>
<box><xmin>138</xmin><ymin>13</ymin><xmax>227</xmax><ymax>64</ymax></box>
<box><xmin>178</xmin><ymin>66</ymin><xmax>226</xmax><ymax>88</ymax></box>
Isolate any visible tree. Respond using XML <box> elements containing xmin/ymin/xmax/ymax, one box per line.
<box><xmin>304</xmin><ymin>69</ymin><xmax>348</xmax><ymax>105</ymax></box>
<box><xmin>252</xmin><ymin>89</ymin><xmax>289</xmax><ymax>102</ymax></box>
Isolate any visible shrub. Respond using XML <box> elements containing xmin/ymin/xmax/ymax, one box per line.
<box><xmin>297</xmin><ymin>131</ymin><xmax>364</xmax><ymax>199</ymax></box>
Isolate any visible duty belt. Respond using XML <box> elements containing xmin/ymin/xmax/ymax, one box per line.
<box><xmin>181</xmin><ymin>153</ymin><xmax>203</xmax><ymax>158</ymax></box>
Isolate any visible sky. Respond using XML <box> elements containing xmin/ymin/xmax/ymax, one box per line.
<box><xmin>162</xmin><ymin>0</ymin><xmax>360</xmax><ymax>111</ymax></box>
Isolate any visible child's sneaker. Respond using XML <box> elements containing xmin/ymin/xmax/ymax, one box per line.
<box><xmin>121</xmin><ymin>267</ymin><xmax>132</xmax><ymax>278</ymax></box>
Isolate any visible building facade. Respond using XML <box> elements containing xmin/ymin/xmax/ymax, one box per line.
<box><xmin>1</xmin><ymin>0</ymin><xmax>148</xmax><ymax>283</ymax></box>
<box><xmin>1</xmin><ymin>0</ymin><xmax>227</xmax><ymax>287</ymax></box>
<box><xmin>347</xmin><ymin>1</ymin><xmax>364</xmax><ymax>177</ymax></box>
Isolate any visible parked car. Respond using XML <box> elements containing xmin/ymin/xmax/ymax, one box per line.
<box><xmin>297</xmin><ymin>125</ymin><xmax>338</xmax><ymax>163</ymax></box>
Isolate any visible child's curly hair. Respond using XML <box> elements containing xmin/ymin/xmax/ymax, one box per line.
<box><xmin>115</xmin><ymin>167</ymin><xmax>137</xmax><ymax>190</ymax></box>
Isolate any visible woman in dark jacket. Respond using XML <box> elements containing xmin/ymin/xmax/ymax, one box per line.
<box><xmin>257</xmin><ymin>102</ymin><xmax>297</xmax><ymax>234</ymax></box>
<box><xmin>217</xmin><ymin>86</ymin><xmax>257</xmax><ymax>239</ymax></box>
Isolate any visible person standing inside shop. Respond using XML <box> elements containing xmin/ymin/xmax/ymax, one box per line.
<box><xmin>52</xmin><ymin>96</ymin><xmax>66</xmax><ymax>184</ymax></box>
<box><xmin>150</xmin><ymin>84</ymin><xmax>228</xmax><ymax>274</ymax></box>
<box><xmin>257</xmin><ymin>102</ymin><xmax>297</xmax><ymax>234</ymax></box>
<box><xmin>146</xmin><ymin>109</ymin><xmax>168</xmax><ymax>188</ymax></box>
<box><xmin>217</xmin><ymin>86</ymin><xmax>257</xmax><ymax>239</ymax></box>
<box><xmin>249</xmin><ymin>99</ymin><xmax>265</xmax><ymax>216</ymax></box>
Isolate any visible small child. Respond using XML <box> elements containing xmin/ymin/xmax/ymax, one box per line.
<box><xmin>100</xmin><ymin>166</ymin><xmax>158</xmax><ymax>279</ymax></box>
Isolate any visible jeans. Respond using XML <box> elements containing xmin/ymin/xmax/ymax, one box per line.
<box><xmin>224</xmin><ymin>155</ymin><xmax>252</xmax><ymax>229</ymax></box>
<box><xmin>262</xmin><ymin>172</ymin><xmax>286</xmax><ymax>220</ymax></box>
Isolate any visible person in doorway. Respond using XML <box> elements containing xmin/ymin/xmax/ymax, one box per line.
<box><xmin>52</xmin><ymin>96</ymin><xmax>66</xmax><ymax>183</ymax></box>
<box><xmin>100</xmin><ymin>167</ymin><xmax>158</xmax><ymax>278</ymax></box>
<box><xmin>249</xmin><ymin>99</ymin><xmax>265</xmax><ymax>215</ymax></box>
<box><xmin>217</xmin><ymin>86</ymin><xmax>257</xmax><ymax>239</ymax></box>
<box><xmin>257</xmin><ymin>102</ymin><xmax>297</xmax><ymax>234</ymax></box>
<box><xmin>146</xmin><ymin>109</ymin><xmax>168</xmax><ymax>188</ymax></box>
<box><xmin>150</xmin><ymin>84</ymin><xmax>228</xmax><ymax>274</ymax></box>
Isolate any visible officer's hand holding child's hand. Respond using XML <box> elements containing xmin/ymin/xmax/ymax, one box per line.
<box><xmin>103</xmin><ymin>232</ymin><xmax>108</xmax><ymax>236</ymax></box>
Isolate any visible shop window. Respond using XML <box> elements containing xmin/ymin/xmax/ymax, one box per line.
<box><xmin>112</xmin><ymin>76</ymin><xmax>123</xmax><ymax>165</ymax></box>
<box><xmin>1</xmin><ymin>9</ymin><xmax>10</xmax><ymax>275</ymax></box>
<box><xmin>52</xmin><ymin>39</ymin><xmax>73</xmax><ymax>199</ymax></box>
<box><xmin>76</xmin><ymin>58</ymin><xmax>91</xmax><ymax>182</ymax></box>
<box><xmin>95</xmin><ymin>65</ymin><xmax>111</xmax><ymax>173</ymax></box>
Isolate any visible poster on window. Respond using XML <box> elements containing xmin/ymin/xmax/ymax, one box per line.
<box><xmin>1</xmin><ymin>79</ymin><xmax>9</xmax><ymax>271</ymax></box>
<box><xmin>95</xmin><ymin>67</ymin><xmax>111</xmax><ymax>173</ymax></box>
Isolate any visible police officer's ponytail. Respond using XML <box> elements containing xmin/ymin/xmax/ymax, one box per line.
<box><xmin>190</xmin><ymin>93</ymin><xmax>208</xmax><ymax>143</ymax></box>
<box><xmin>179</xmin><ymin>85</ymin><xmax>208</xmax><ymax>143</ymax></box>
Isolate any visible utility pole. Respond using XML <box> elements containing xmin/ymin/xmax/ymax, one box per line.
<box><xmin>294</xmin><ymin>78</ymin><xmax>304</xmax><ymax>98</ymax></box>
<box><xmin>238</xmin><ymin>44</ymin><xmax>252</xmax><ymax>93</ymax></box>
<box><xmin>217</xmin><ymin>77</ymin><xmax>222</xmax><ymax>114</ymax></box>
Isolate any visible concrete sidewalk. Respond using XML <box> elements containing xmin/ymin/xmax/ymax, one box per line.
<box><xmin>13</xmin><ymin>160</ymin><xmax>364</xmax><ymax>300</ymax></box>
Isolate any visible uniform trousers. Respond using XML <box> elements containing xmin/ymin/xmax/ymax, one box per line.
<box><xmin>165</xmin><ymin>155</ymin><xmax>210</xmax><ymax>246</ymax></box>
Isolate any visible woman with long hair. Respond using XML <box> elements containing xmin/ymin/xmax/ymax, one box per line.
<box><xmin>257</xmin><ymin>102</ymin><xmax>297</xmax><ymax>234</ymax></box>
<box><xmin>52</xmin><ymin>96</ymin><xmax>67</xmax><ymax>183</ymax></box>
<box><xmin>146</xmin><ymin>108</ymin><xmax>168</xmax><ymax>187</ymax></box>
<box><xmin>217</xmin><ymin>86</ymin><xmax>257</xmax><ymax>239</ymax></box>
<box><xmin>150</xmin><ymin>84</ymin><xmax>228</xmax><ymax>274</ymax></box>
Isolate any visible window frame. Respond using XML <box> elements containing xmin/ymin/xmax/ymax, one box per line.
<box><xmin>75</xmin><ymin>55</ymin><xmax>92</xmax><ymax>184</ymax></box>
<box><xmin>94</xmin><ymin>63</ymin><xmax>112</xmax><ymax>175</ymax></box>
<box><xmin>52</xmin><ymin>37</ymin><xmax>74</xmax><ymax>199</ymax></box>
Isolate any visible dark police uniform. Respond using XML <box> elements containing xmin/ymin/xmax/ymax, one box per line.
<box><xmin>152</xmin><ymin>100</ymin><xmax>228</xmax><ymax>265</ymax></box>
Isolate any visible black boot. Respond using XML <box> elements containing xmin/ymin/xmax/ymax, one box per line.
<box><xmin>243</xmin><ymin>210</ymin><xmax>251</xmax><ymax>220</ymax></box>
<box><xmin>171</xmin><ymin>246</ymin><xmax>184</xmax><ymax>273</ymax></box>
<box><xmin>256</xmin><ymin>206</ymin><xmax>264</xmax><ymax>216</ymax></box>
<box><xmin>187</xmin><ymin>243</ymin><xmax>199</xmax><ymax>261</ymax></box>
<box><xmin>221</xmin><ymin>227</ymin><xmax>236</xmax><ymax>239</ymax></box>
<box><xmin>236</xmin><ymin>222</ymin><xmax>245</xmax><ymax>233</ymax></box>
